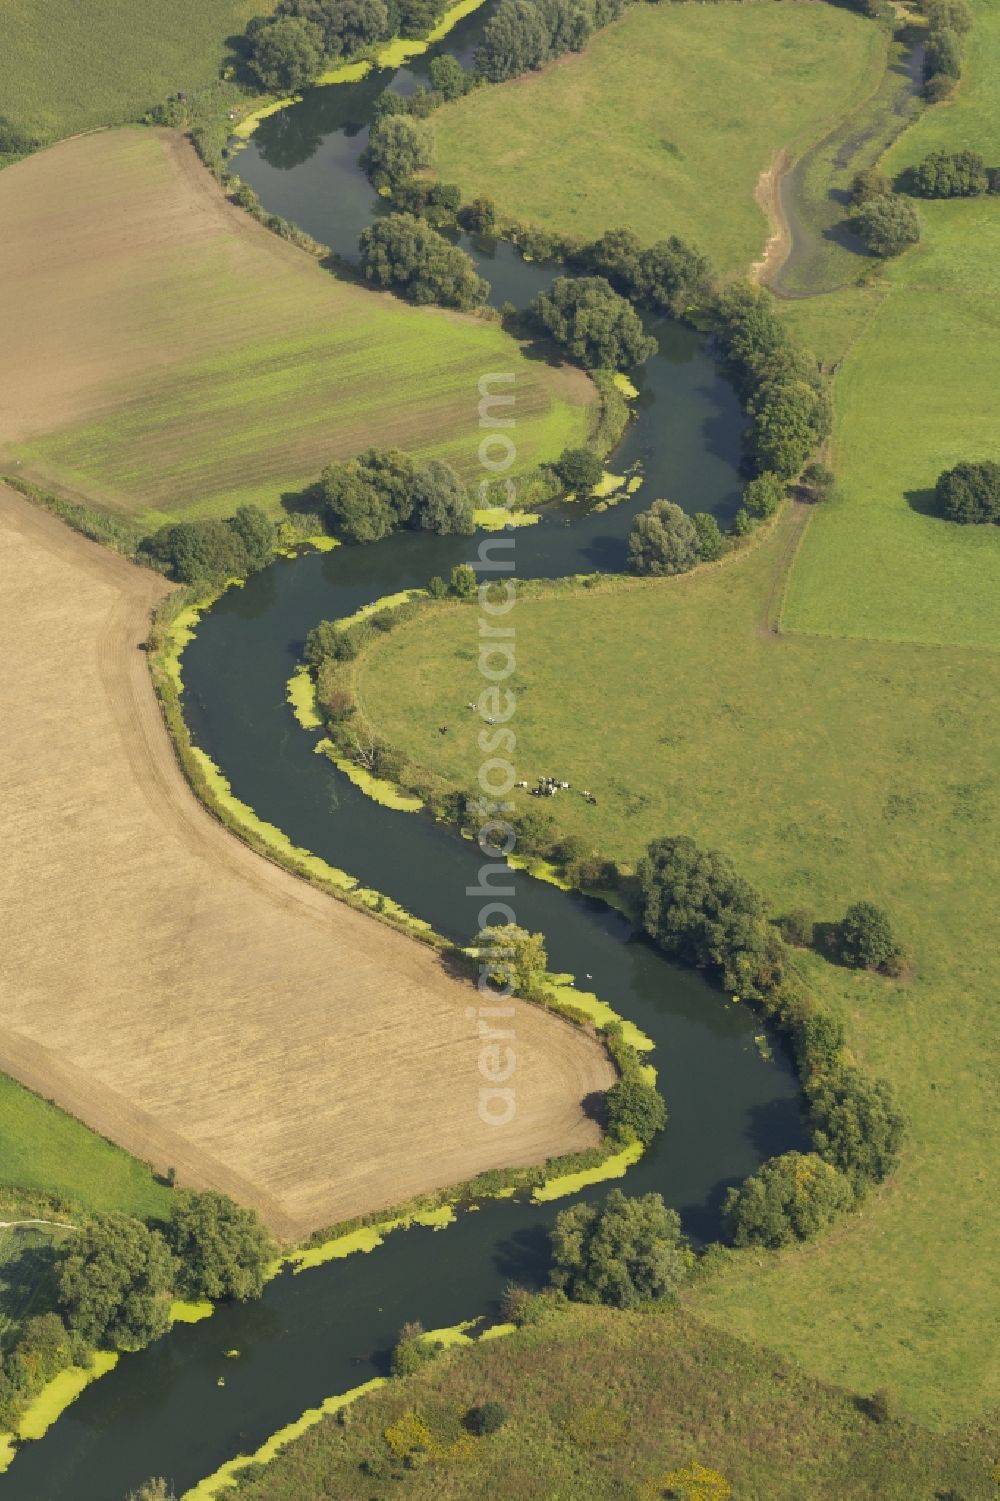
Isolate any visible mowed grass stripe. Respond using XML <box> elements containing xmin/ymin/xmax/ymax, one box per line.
<box><xmin>0</xmin><ymin>130</ymin><xmax>595</xmax><ymax>525</ymax></box>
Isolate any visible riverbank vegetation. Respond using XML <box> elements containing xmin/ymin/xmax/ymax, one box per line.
<box><xmin>354</xmin><ymin>508</ymin><xmax>999</xmax><ymax>1422</ymax></box>
<box><xmin>0</xmin><ymin>129</ymin><xmax>594</xmax><ymax>528</ymax></box>
<box><xmin>231</xmin><ymin>1303</ymin><xmax>996</xmax><ymax>1499</ymax></box>
<box><xmin>431</xmin><ymin>2</ymin><xmax>886</xmax><ymax>276</ymax></box>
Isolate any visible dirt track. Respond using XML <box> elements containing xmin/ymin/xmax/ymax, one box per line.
<box><xmin>0</xmin><ymin>489</ymin><xmax>611</xmax><ymax>1239</ymax></box>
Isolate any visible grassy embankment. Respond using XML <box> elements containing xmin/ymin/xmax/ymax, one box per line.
<box><xmin>781</xmin><ymin>0</ymin><xmax>1000</xmax><ymax>647</ymax></box>
<box><xmin>354</xmin><ymin>510</ymin><xmax>999</xmax><ymax>1426</ymax></box>
<box><xmin>433</xmin><ymin>1</ymin><xmax>885</xmax><ymax>276</ymax></box>
<box><xmin>0</xmin><ymin>129</ymin><xmax>595</xmax><ymax>528</ymax></box>
<box><xmin>0</xmin><ymin>0</ymin><xmax>263</xmax><ymax>145</ymax></box>
<box><xmin>232</xmin><ymin>1304</ymin><xmax>996</xmax><ymax>1500</ymax></box>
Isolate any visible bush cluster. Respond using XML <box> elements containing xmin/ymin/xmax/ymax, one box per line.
<box><xmin>934</xmin><ymin>460</ymin><xmax>1000</xmax><ymax>524</ymax></box>
<box><xmin>711</xmin><ymin>285</ymin><xmax>831</xmax><ymax>480</ymax></box>
<box><xmin>476</xmin><ymin>0</ymin><xmax>635</xmax><ymax>83</ymax></box>
<box><xmin>358</xmin><ymin>212</ymin><xmax>489</xmax><ymax>309</ymax></box>
<box><xmin>320</xmin><ymin>446</ymin><xmax>474</xmax><ymax>542</ymax></box>
<box><xmin>141</xmin><ymin>505</ymin><xmax>276</xmax><ymax>587</ymax></box>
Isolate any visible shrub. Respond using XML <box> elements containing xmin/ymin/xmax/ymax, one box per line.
<box><xmin>476</xmin><ymin>924</ymin><xmax>547</xmax><ymax>995</ymax></box>
<box><xmin>555</xmin><ymin>446</ymin><xmax>603</xmax><ymax>493</ymax></box>
<box><xmin>924</xmin><ymin>24</ymin><xmax>962</xmax><ymax>80</ymax></box>
<box><xmin>359</xmin><ymin>213</ymin><xmax>489</xmax><ymax>309</ymax></box>
<box><xmin>911</xmin><ymin>149</ymin><xmax>989</xmax><ymax>198</ymax></box>
<box><xmin>0</xmin><ymin>116</ymin><xmax>39</xmax><ymax>155</ymax></box>
<box><xmin>838</xmin><ymin>901</ymin><xmax>900</xmax><ymax>972</ymax></box>
<box><xmin>638</xmin><ymin>834</ymin><xmax>783</xmax><ymax>999</ymax></box>
<box><xmin>795</xmin><ymin>1010</ymin><xmax>846</xmax><ymax>1078</ymax></box>
<box><xmin>724</xmin><ymin>1151</ymin><xmax>854</xmax><ymax>1247</ymax></box>
<box><xmin>691</xmin><ymin>511</ymin><xmax>724</xmax><ymax>561</ymax></box>
<box><xmin>849</xmin><ymin>166</ymin><xmax>891</xmax><ymax>206</ymax></box>
<box><xmin>934</xmin><ymin>460</ymin><xmax>1000</xmax><ymax>524</ymax></box>
<box><xmin>391</xmin><ymin>1321</ymin><xmax>440</xmax><ymax>1377</ymax></box>
<box><xmin>627</xmin><ymin>500</ymin><xmax>700</xmax><ymax>576</ymax></box>
<box><xmin>606</xmin><ymin>1073</ymin><xmax>667</xmax><ymax>1144</ymax></box>
<box><xmin>465</xmin><ymin>1400</ymin><xmax>508</xmax><ymax>1434</ymax></box>
<box><xmin>808</xmin><ymin>1065</ymin><xmax>905</xmax><ymax>1187</ymax></box>
<box><xmin>549</xmin><ymin>1189</ymin><xmax>689</xmax><ymax>1307</ymax></box>
<box><xmin>165</xmin><ymin>1190</ymin><xmax>275</xmax><ymax>1302</ymax></box>
<box><xmin>449</xmin><ymin>562</ymin><xmax>478</xmax><ymax>599</ymax></box>
<box><xmin>922</xmin><ymin>72</ymin><xmax>956</xmax><ymax>103</ymax></box>
<box><xmin>249</xmin><ymin>16</ymin><xmax>325</xmax><ymax>92</ymax></box>
<box><xmin>531</xmin><ymin>276</ymin><xmax>656</xmax><ymax>370</ymax></box>
<box><xmin>57</xmin><ymin>1215</ymin><xmax>177</xmax><ymax>1351</ymax></box>
<box><xmin>742</xmin><ymin>471</ymin><xmax>784</xmax><ymax>519</ymax></box>
<box><xmin>778</xmin><ymin>908</ymin><xmax>814</xmax><ymax>948</ymax></box>
<box><xmin>852</xmin><ymin>193</ymin><xmax>921</xmax><ymax>258</ymax></box>
<box><xmin>800</xmin><ymin>461</ymin><xmax>835</xmax><ymax>500</ymax></box>
<box><xmin>867</xmin><ymin>1387</ymin><xmax>896</xmax><ymax>1424</ymax></box>
<box><xmin>463</xmin><ymin>195</ymin><xmax>498</xmax><ymax>234</ymax></box>
<box><xmin>921</xmin><ymin>0</ymin><xmax>972</xmax><ymax>31</ymax></box>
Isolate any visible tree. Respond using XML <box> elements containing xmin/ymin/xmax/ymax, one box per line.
<box><xmin>549</xmin><ymin>1189</ymin><xmax>688</xmax><ymax>1307</ymax></box>
<box><xmin>606</xmin><ymin>1074</ymin><xmax>667</xmax><ymax>1145</ymax></box>
<box><xmin>141</xmin><ymin>517</ymin><xmax>249</xmax><ymax>586</ymax></box>
<box><xmin>429</xmin><ymin>55</ymin><xmax>471</xmax><ymax>99</ymax></box>
<box><xmin>637</xmin><ymin>235</ymin><xmax>713</xmax><ymax>314</ymax></box>
<box><xmin>838</xmin><ymin>901</ymin><xmax>901</xmax><ymax>973</ymax></box>
<box><xmin>465</xmin><ymin>1400</ymin><xmax>508</xmax><ymax>1434</ymax></box>
<box><xmin>363</xmin><ymin>115</ymin><xmax>434</xmax><ymax>189</ymax></box>
<box><xmin>476</xmin><ymin>0</ymin><xmax>553</xmax><ymax>81</ymax></box>
<box><xmin>584</xmin><ymin>227</ymin><xmax>643</xmax><ymax>293</ymax></box>
<box><xmin>637</xmin><ymin>834</ymin><xmax>783</xmax><ymax>998</ymax></box>
<box><xmin>627</xmin><ymin>500</ymin><xmax>699</xmax><ymax>576</ymax></box>
<box><xmin>742</xmin><ymin>471</ymin><xmax>784</xmax><ymax>519</ymax></box>
<box><xmin>229</xmin><ymin>505</ymin><xmax>276</xmax><ymax>572</ymax></box>
<box><xmin>749</xmin><ymin>380</ymin><xmax>827</xmax><ymax>479</ymax></box>
<box><xmin>165</xmin><ymin>1190</ymin><xmax>275</xmax><ymax>1302</ymax></box>
<box><xmin>276</xmin><ymin>0</ymin><xmax>391</xmax><ymax>54</ymax></box>
<box><xmin>57</xmin><ymin>1215</ymin><xmax>177</xmax><ymax>1351</ymax></box>
<box><xmin>808</xmin><ymin>1066</ymin><xmax>905</xmax><ymax>1187</ymax></box>
<box><xmin>911</xmin><ymin>149</ymin><xmax>989</xmax><ymax>198</ymax></box>
<box><xmin>359</xmin><ymin>213</ymin><xmax>489</xmax><ymax>309</ymax></box>
<box><xmin>691</xmin><ymin>511</ymin><xmax>723</xmax><ymax>561</ymax></box>
<box><xmin>724</xmin><ymin>1151</ymin><xmax>853</xmax><ymax>1248</ymax></box>
<box><xmin>249</xmin><ymin>16</ymin><xmax>326</xmax><ymax>92</ymax></box>
<box><xmin>322</xmin><ymin>447</ymin><xmax>417</xmax><ymax>542</ymax></box>
<box><xmin>410</xmin><ymin>459</ymin><xmax>474</xmax><ymax>533</ymax></box>
<box><xmin>934</xmin><ymin>459</ymin><xmax>1000</xmax><ymax>523</ymax></box>
<box><xmin>531</xmin><ymin>276</ymin><xmax>656</xmax><ymax>370</ymax></box>
<box><xmin>924</xmin><ymin>25</ymin><xmax>962</xmax><ymax>80</ymax></box>
<box><xmin>449</xmin><ymin>562</ymin><xmax>478</xmax><ymax>598</ymax></box>
<box><xmin>849</xmin><ymin>165</ymin><xmax>891</xmax><ymax>206</ymax></box>
<box><xmin>476</xmin><ymin>923</ymin><xmax>548</xmax><ymax>995</ymax></box>
<box><xmin>921</xmin><ymin>0</ymin><xmax>973</xmax><ymax>31</ymax></box>
<box><xmin>555</xmin><ymin>446</ymin><xmax>602</xmax><ymax>493</ymax></box>
<box><xmin>463</xmin><ymin>194</ymin><xmax>498</xmax><ymax>234</ymax></box>
<box><xmin>852</xmin><ymin>193</ymin><xmax>921</xmax><ymax>258</ymax></box>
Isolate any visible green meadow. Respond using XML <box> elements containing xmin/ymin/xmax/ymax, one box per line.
<box><xmin>236</xmin><ymin>1305</ymin><xmax>995</xmax><ymax>1499</ymax></box>
<box><xmin>0</xmin><ymin>0</ymin><xmax>263</xmax><ymax>144</ymax></box>
<box><xmin>782</xmin><ymin>0</ymin><xmax>1000</xmax><ymax>647</ymax></box>
<box><xmin>355</xmin><ymin>512</ymin><xmax>1000</xmax><ymax>1424</ymax></box>
<box><xmin>433</xmin><ymin>1</ymin><xmax>885</xmax><ymax>275</ymax></box>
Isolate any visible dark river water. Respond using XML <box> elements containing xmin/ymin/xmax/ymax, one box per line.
<box><xmin>5</xmin><ymin>17</ymin><xmax>807</xmax><ymax>1498</ymax></box>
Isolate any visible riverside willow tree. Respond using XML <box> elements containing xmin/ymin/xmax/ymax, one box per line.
<box><xmin>362</xmin><ymin>115</ymin><xmax>434</xmax><ymax>190</ymax></box>
<box><xmin>165</xmin><ymin>1190</ymin><xmax>275</xmax><ymax>1302</ymax></box>
<box><xmin>581</xmin><ymin>226</ymin><xmax>713</xmax><ymax>315</ymax></box>
<box><xmin>141</xmin><ymin>505</ymin><xmax>275</xmax><ymax>586</ymax></box>
<box><xmin>638</xmin><ymin>835</ymin><xmax>784</xmax><ymax>1000</ymax></box>
<box><xmin>247</xmin><ymin>15</ymin><xmax>326</xmax><ymax>91</ymax></box>
<box><xmin>531</xmin><ymin>276</ymin><xmax>656</xmax><ymax>370</ymax></box>
<box><xmin>56</xmin><ymin>1215</ymin><xmax>177</xmax><ymax>1351</ymax></box>
<box><xmin>359</xmin><ymin>213</ymin><xmax>489</xmax><ymax>309</ymax></box>
<box><xmin>276</xmin><ymin>0</ymin><xmax>392</xmax><ymax>54</ymax></box>
<box><xmin>549</xmin><ymin>1189</ymin><xmax>689</xmax><ymax>1307</ymax></box>
<box><xmin>853</xmin><ymin>194</ymin><xmax>922</xmax><ymax>257</ymax></box>
<box><xmin>808</xmin><ymin>1066</ymin><xmax>905</xmax><ymax>1188</ymax></box>
<box><xmin>627</xmin><ymin>500</ymin><xmax>700</xmax><ymax>576</ymax></box>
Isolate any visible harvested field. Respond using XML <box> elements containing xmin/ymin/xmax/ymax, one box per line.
<box><xmin>0</xmin><ymin>487</ymin><xmax>611</xmax><ymax>1241</ymax></box>
<box><xmin>0</xmin><ymin>129</ymin><xmax>594</xmax><ymax>528</ymax></box>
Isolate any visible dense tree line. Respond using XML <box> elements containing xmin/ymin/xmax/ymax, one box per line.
<box><xmin>530</xmin><ymin>276</ymin><xmax>656</xmax><ymax>370</ymax></box>
<box><xmin>359</xmin><ymin>212</ymin><xmax>489</xmax><ymax>308</ymax></box>
<box><xmin>934</xmin><ymin>460</ymin><xmax>1000</xmax><ymax>524</ymax></box>
<box><xmin>711</xmin><ymin>285</ymin><xmax>831</xmax><ymax>479</ymax></box>
<box><xmin>142</xmin><ymin>505</ymin><xmax>276</xmax><ymax>586</ymax></box>
<box><xmin>321</xmin><ymin>446</ymin><xmax>474</xmax><ymax>541</ymax></box>
<box><xmin>476</xmin><ymin>0</ymin><xmax>634</xmax><ymax>83</ymax></box>
<box><xmin>575</xmin><ymin>226</ymin><xmax>714</xmax><ymax>316</ymax></box>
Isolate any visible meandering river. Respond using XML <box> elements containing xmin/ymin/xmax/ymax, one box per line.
<box><xmin>6</xmin><ymin>21</ymin><xmax>808</xmax><ymax>1497</ymax></box>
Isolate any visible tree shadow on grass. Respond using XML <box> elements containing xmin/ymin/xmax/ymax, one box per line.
<box><xmin>904</xmin><ymin>487</ymin><xmax>940</xmax><ymax>517</ymax></box>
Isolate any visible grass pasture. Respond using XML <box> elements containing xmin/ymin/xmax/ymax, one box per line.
<box><xmin>355</xmin><ymin>510</ymin><xmax>1000</xmax><ymax>1424</ymax></box>
<box><xmin>432</xmin><ymin>1</ymin><xmax>885</xmax><ymax>276</ymax></box>
<box><xmin>234</xmin><ymin>1305</ymin><xmax>995</xmax><ymax>1499</ymax></box>
<box><xmin>782</xmin><ymin>0</ymin><xmax>1000</xmax><ymax>648</ymax></box>
<box><xmin>0</xmin><ymin>0</ymin><xmax>263</xmax><ymax>145</ymax></box>
<box><xmin>0</xmin><ymin>129</ymin><xmax>594</xmax><ymax>529</ymax></box>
